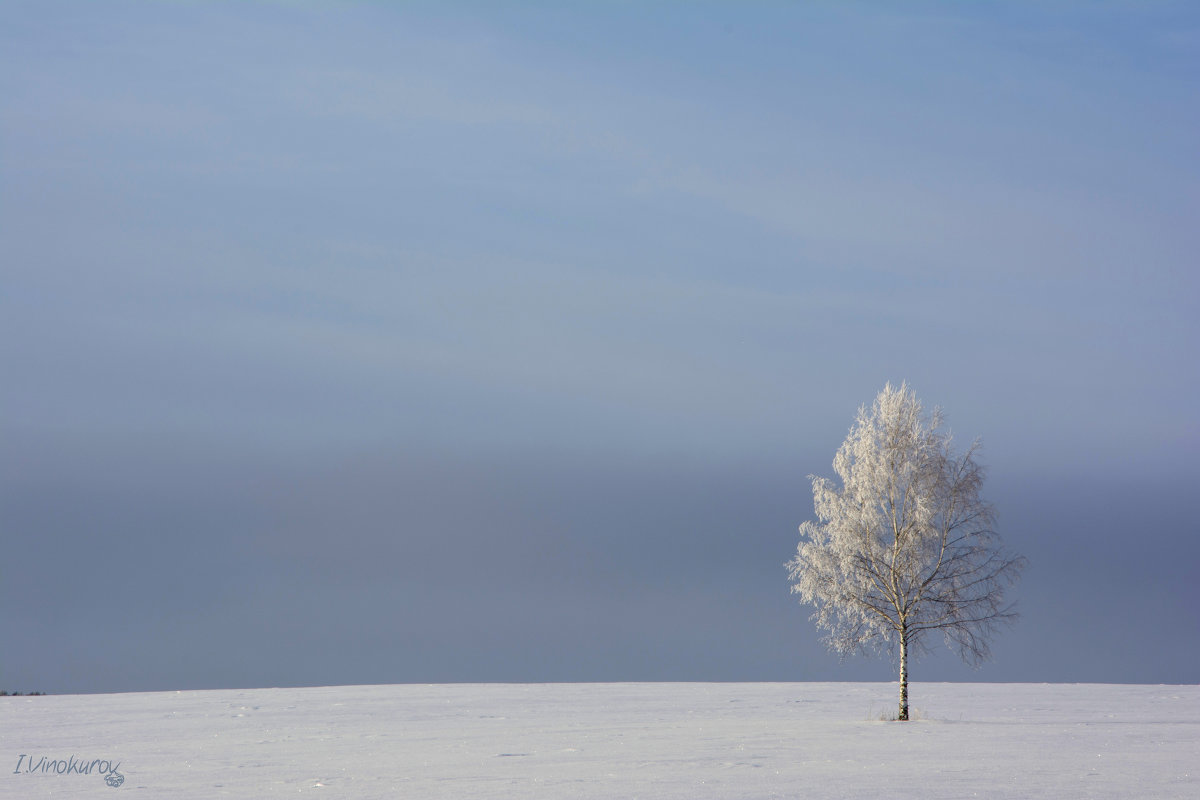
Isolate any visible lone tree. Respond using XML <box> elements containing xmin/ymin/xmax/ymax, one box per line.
<box><xmin>786</xmin><ymin>383</ymin><xmax>1026</xmax><ymax>721</ymax></box>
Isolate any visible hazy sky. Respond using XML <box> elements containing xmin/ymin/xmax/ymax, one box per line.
<box><xmin>2</xmin><ymin>1</ymin><xmax>1197</xmax><ymax>693</ymax></box>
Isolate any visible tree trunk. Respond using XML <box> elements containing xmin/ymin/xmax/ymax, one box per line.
<box><xmin>898</xmin><ymin>629</ymin><xmax>909</xmax><ymax>721</ymax></box>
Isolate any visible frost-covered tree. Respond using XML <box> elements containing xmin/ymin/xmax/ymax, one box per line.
<box><xmin>786</xmin><ymin>383</ymin><xmax>1026</xmax><ymax>721</ymax></box>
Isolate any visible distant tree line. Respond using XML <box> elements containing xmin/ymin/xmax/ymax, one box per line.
<box><xmin>0</xmin><ymin>690</ymin><xmax>46</xmax><ymax>696</ymax></box>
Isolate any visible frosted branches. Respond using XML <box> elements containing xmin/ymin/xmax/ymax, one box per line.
<box><xmin>786</xmin><ymin>383</ymin><xmax>1026</xmax><ymax>671</ymax></box>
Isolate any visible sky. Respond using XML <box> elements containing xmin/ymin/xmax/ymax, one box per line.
<box><xmin>1</xmin><ymin>1</ymin><xmax>1197</xmax><ymax>694</ymax></box>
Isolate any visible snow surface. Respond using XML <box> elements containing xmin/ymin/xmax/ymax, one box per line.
<box><xmin>3</xmin><ymin>682</ymin><xmax>1196</xmax><ymax>798</ymax></box>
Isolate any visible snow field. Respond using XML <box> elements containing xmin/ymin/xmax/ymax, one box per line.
<box><xmin>2</xmin><ymin>682</ymin><xmax>1196</xmax><ymax>798</ymax></box>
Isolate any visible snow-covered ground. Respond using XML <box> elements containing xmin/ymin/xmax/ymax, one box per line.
<box><xmin>2</xmin><ymin>682</ymin><xmax>1196</xmax><ymax>798</ymax></box>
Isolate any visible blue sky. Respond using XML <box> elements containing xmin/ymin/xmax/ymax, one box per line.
<box><xmin>2</xmin><ymin>1</ymin><xmax>1197</xmax><ymax>693</ymax></box>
